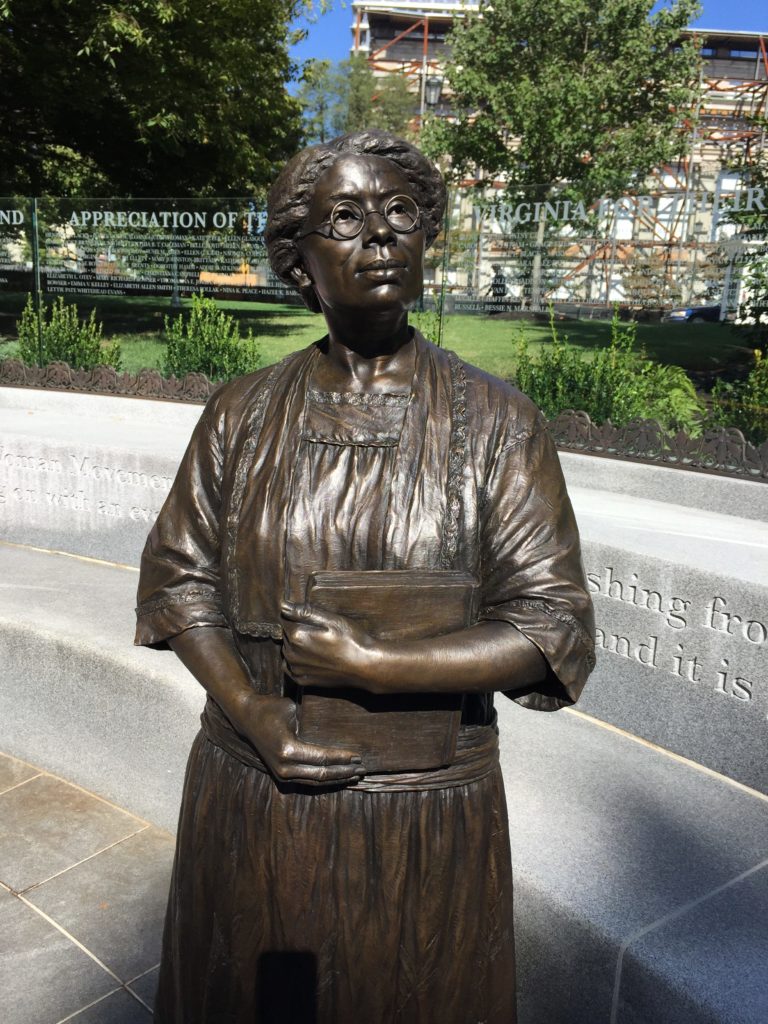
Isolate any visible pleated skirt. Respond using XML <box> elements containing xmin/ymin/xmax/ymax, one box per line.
<box><xmin>154</xmin><ymin>731</ymin><xmax>516</xmax><ymax>1024</ymax></box>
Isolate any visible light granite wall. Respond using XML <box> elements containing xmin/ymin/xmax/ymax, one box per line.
<box><xmin>2</xmin><ymin>385</ymin><xmax>767</xmax><ymax>792</ymax></box>
<box><xmin>0</xmin><ymin>389</ymin><xmax>199</xmax><ymax>564</ymax></box>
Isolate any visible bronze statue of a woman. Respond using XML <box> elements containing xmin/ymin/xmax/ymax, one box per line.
<box><xmin>135</xmin><ymin>130</ymin><xmax>595</xmax><ymax>1023</ymax></box>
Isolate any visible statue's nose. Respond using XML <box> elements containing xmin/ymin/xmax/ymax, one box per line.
<box><xmin>362</xmin><ymin>210</ymin><xmax>396</xmax><ymax>246</ymax></box>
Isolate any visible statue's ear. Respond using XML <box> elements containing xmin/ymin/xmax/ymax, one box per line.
<box><xmin>289</xmin><ymin>263</ymin><xmax>322</xmax><ymax>314</ymax></box>
<box><xmin>289</xmin><ymin>263</ymin><xmax>312</xmax><ymax>290</ymax></box>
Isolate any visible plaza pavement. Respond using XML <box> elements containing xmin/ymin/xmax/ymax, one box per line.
<box><xmin>0</xmin><ymin>751</ymin><xmax>169</xmax><ymax>1024</ymax></box>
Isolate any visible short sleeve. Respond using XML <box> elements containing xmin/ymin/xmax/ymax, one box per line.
<box><xmin>134</xmin><ymin>398</ymin><xmax>228</xmax><ymax>649</ymax></box>
<box><xmin>479</xmin><ymin>418</ymin><xmax>595</xmax><ymax>711</ymax></box>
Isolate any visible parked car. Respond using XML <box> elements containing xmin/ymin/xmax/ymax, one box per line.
<box><xmin>662</xmin><ymin>304</ymin><xmax>721</xmax><ymax>323</ymax></box>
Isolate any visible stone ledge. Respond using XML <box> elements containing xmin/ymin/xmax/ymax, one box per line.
<box><xmin>0</xmin><ymin>543</ymin><xmax>202</xmax><ymax>831</ymax></box>
<box><xmin>561</xmin><ymin>450</ymin><xmax>768</xmax><ymax>522</ymax></box>
<box><xmin>576</xmin><ymin>537</ymin><xmax>768</xmax><ymax>793</ymax></box>
<box><xmin>1</xmin><ymin>542</ymin><xmax>766</xmax><ymax>1023</ymax></box>
<box><xmin>498</xmin><ymin>702</ymin><xmax>768</xmax><ymax>1024</ymax></box>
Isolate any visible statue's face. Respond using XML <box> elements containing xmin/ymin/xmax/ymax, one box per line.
<box><xmin>294</xmin><ymin>154</ymin><xmax>425</xmax><ymax>318</ymax></box>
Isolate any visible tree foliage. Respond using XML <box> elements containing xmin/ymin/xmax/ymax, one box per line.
<box><xmin>0</xmin><ymin>0</ymin><xmax>307</xmax><ymax>197</ymax></box>
<box><xmin>296</xmin><ymin>60</ymin><xmax>338</xmax><ymax>144</ymax></box>
<box><xmin>424</xmin><ymin>0</ymin><xmax>703</xmax><ymax>203</ymax></box>
<box><xmin>298</xmin><ymin>55</ymin><xmax>416</xmax><ymax>143</ymax></box>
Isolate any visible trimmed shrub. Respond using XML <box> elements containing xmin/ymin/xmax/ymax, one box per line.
<box><xmin>513</xmin><ymin>309</ymin><xmax>704</xmax><ymax>435</ymax></box>
<box><xmin>17</xmin><ymin>295</ymin><xmax>121</xmax><ymax>370</ymax></box>
<box><xmin>163</xmin><ymin>294</ymin><xmax>260</xmax><ymax>381</ymax></box>
<box><xmin>709</xmin><ymin>350</ymin><xmax>768</xmax><ymax>444</ymax></box>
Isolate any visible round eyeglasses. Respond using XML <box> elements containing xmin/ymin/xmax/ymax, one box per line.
<box><xmin>298</xmin><ymin>195</ymin><xmax>420</xmax><ymax>241</ymax></box>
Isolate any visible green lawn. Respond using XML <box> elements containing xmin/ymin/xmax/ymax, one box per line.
<box><xmin>0</xmin><ymin>292</ymin><xmax>755</xmax><ymax>381</ymax></box>
<box><xmin>439</xmin><ymin>315</ymin><xmax>752</xmax><ymax>378</ymax></box>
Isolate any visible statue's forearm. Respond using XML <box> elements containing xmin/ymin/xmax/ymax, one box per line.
<box><xmin>169</xmin><ymin>626</ymin><xmax>366</xmax><ymax>784</ymax></box>
<box><xmin>169</xmin><ymin>626</ymin><xmax>256</xmax><ymax>725</ymax></box>
<box><xmin>366</xmin><ymin>620</ymin><xmax>547</xmax><ymax>695</ymax></box>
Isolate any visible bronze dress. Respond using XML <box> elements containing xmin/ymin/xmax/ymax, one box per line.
<box><xmin>135</xmin><ymin>332</ymin><xmax>595</xmax><ymax>1024</ymax></box>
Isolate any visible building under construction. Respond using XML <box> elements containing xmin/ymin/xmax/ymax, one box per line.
<box><xmin>349</xmin><ymin>4</ymin><xmax>768</xmax><ymax>314</ymax></box>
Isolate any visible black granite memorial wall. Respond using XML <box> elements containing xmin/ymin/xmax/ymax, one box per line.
<box><xmin>428</xmin><ymin>182</ymin><xmax>765</xmax><ymax>319</ymax></box>
<box><xmin>0</xmin><ymin>198</ymin><xmax>301</xmax><ymax>320</ymax></box>
<box><xmin>2</xmin><ymin>184</ymin><xmax>765</xmax><ymax>328</ymax></box>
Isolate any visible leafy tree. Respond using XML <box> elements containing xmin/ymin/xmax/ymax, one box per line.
<box><xmin>297</xmin><ymin>60</ymin><xmax>338</xmax><ymax>144</ymax></box>
<box><xmin>0</xmin><ymin>0</ymin><xmax>307</xmax><ymax>197</ymax></box>
<box><xmin>425</xmin><ymin>0</ymin><xmax>702</xmax><ymax>202</ymax></box>
<box><xmin>341</xmin><ymin>55</ymin><xmax>381</xmax><ymax>135</ymax></box>
<box><xmin>298</xmin><ymin>55</ymin><xmax>417</xmax><ymax>143</ymax></box>
<box><xmin>424</xmin><ymin>0</ymin><xmax>702</xmax><ymax>307</ymax></box>
<box><xmin>368</xmin><ymin>71</ymin><xmax>418</xmax><ymax>137</ymax></box>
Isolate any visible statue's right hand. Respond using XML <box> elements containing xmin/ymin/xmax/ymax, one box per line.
<box><xmin>166</xmin><ymin>628</ymin><xmax>363</xmax><ymax>786</ymax></box>
<box><xmin>233</xmin><ymin>692</ymin><xmax>366</xmax><ymax>787</ymax></box>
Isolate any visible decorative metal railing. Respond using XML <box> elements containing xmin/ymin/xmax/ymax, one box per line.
<box><xmin>2</xmin><ymin>358</ymin><xmax>767</xmax><ymax>481</ymax></box>
<box><xmin>548</xmin><ymin>409</ymin><xmax>768</xmax><ymax>480</ymax></box>
<box><xmin>0</xmin><ymin>358</ymin><xmax>215</xmax><ymax>403</ymax></box>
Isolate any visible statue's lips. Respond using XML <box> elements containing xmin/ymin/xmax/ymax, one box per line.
<box><xmin>357</xmin><ymin>260</ymin><xmax>407</xmax><ymax>274</ymax></box>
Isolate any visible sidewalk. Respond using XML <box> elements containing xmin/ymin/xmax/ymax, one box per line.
<box><xmin>0</xmin><ymin>751</ymin><xmax>174</xmax><ymax>1024</ymax></box>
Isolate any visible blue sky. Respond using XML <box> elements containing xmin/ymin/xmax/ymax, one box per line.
<box><xmin>290</xmin><ymin>0</ymin><xmax>768</xmax><ymax>67</ymax></box>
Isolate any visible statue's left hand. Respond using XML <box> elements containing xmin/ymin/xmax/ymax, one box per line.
<box><xmin>281</xmin><ymin>602</ymin><xmax>549</xmax><ymax>698</ymax></box>
<box><xmin>281</xmin><ymin>601</ymin><xmax>380</xmax><ymax>692</ymax></box>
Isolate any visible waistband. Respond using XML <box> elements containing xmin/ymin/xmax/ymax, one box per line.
<box><xmin>200</xmin><ymin>699</ymin><xmax>499</xmax><ymax>792</ymax></box>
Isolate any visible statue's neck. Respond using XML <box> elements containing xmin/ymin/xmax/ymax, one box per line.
<box><xmin>315</xmin><ymin>328</ymin><xmax>416</xmax><ymax>392</ymax></box>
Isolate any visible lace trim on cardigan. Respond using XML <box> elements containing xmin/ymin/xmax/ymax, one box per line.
<box><xmin>485</xmin><ymin>598</ymin><xmax>596</xmax><ymax>657</ymax></box>
<box><xmin>439</xmin><ymin>352</ymin><xmax>468</xmax><ymax>569</ymax></box>
<box><xmin>225</xmin><ymin>356</ymin><xmax>293</xmax><ymax>625</ymax></box>
<box><xmin>306</xmin><ymin>387</ymin><xmax>410</xmax><ymax>408</ymax></box>
<box><xmin>302</xmin><ymin>435</ymin><xmax>399</xmax><ymax>448</ymax></box>
<box><xmin>235</xmin><ymin>620</ymin><xmax>283</xmax><ymax>640</ymax></box>
<box><xmin>224</xmin><ymin>345</ymin><xmax>471</xmax><ymax>626</ymax></box>
<box><xmin>136</xmin><ymin>586</ymin><xmax>222</xmax><ymax>618</ymax></box>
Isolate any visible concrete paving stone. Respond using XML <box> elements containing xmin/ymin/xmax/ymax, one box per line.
<box><xmin>27</xmin><ymin>828</ymin><xmax>174</xmax><ymax>982</ymax></box>
<box><xmin>0</xmin><ymin>541</ymin><xmax>144</xmax><ymax>648</ymax></box>
<box><xmin>126</xmin><ymin>965</ymin><xmax>159</xmax><ymax>1010</ymax></box>
<box><xmin>0</xmin><ymin>387</ymin><xmax>200</xmax><ymax>454</ymax></box>
<box><xmin>560</xmin><ymin>451</ymin><xmax>768</xmax><ymax>523</ymax></box>
<box><xmin>616</xmin><ymin>860</ymin><xmax>768</xmax><ymax>1024</ymax></box>
<box><xmin>0</xmin><ymin>886</ymin><xmax>116</xmax><ymax>1024</ymax></box>
<box><xmin>60</xmin><ymin>988</ymin><xmax>151</xmax><ymax>1024</ymax></box>
<box><xmin>573</xmin><ymin>493</ymin><xmax>768</xmax><ymax>591</ymax></box>
<box><xmin>514</xmin><ymin>884</ymin><xmax>620</xmax><ymax>1024</ymax></box>
<box><xmin>501</xmin><ymin>704</ymin><xmax>768</xmax><ymax>930</ymax></box>
<box><xmin>0</xmin><ymin>774</ymin><xmax>145</xmax><ymax>893</ymax></box>
<box><xmin>0</xmin><ymin>752</ymin><xmax>38</xmax><ymax>795</ymax></box>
